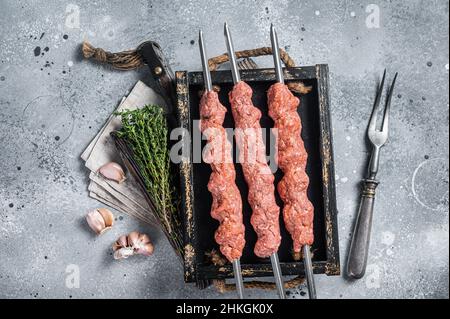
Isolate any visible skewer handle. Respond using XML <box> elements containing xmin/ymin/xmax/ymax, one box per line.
<box><xmin>270</xmin><ymin>253</ymin><xmax>286</xmax><ymax>299</ymax></box>
<box><xmin>303</xmin><ymin>245</ymin><xmax>317</xmax><ymax>299</ymax></box>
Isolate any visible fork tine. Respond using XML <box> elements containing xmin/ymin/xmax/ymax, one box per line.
<box><xmin>368</xmin><ymin>69</ymin><xmax>387</xmax><ymax>132</ymax></box>
<box><xmin>381</xmin><ymin>72</ymin><xmax>398</xmax><ymax>132</ymax></box>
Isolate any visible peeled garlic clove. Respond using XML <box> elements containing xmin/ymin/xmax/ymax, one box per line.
<box><xmin>86</xmin><ymin>208</ymin><xmax>114</xmax><ymax>235</ymax></box>
<box><xmin>98</xmin><ymin>162</ymin><xmax>126</xmax><ymax>183</ymax></box>
<box><xmin>112</xmin><ymin>231</ymin><xmax>154</xmax><ymax>260</ymax></box>
<box><xmin>113</xmin><ymin>247</ymin><xmax>134</xmax><ymax>260</ymax></box>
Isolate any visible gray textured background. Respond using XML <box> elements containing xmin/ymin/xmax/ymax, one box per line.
<box><xmin>0</xmin><ymin>0</ymin><xmax>448</xmax><ymax>299</ymax></box>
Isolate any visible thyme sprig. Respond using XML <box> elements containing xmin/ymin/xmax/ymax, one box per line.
<box><xmin>116</xmin><ymin>105</ymin><xmax>182</xmax><ymax>256</ymax></box>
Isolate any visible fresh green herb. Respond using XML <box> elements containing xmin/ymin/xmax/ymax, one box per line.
<box><xmin>116</xmin><ymin>105</ymin><xmax>182</xmax><ymax>255</ymax></box>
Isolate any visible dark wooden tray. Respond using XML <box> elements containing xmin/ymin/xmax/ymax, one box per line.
<box><xmin>176</xmin><ymin>65</ymin><xmax>340</xmax><ymax>286</ymax></box>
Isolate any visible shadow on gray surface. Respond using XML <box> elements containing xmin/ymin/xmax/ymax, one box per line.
<box><xmin>77</xmin><ymin>216</ymin><xmax>98</xmax><ymax>240</ymax></box>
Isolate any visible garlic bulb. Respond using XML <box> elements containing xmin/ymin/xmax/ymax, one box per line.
<box><xmin>86</xmin><ymin>208</ymin><xmax>114</xmax><ymax>235</ymax></box>
<box><xmin>98</xmin><ymin>162</ymin><xmax>126</xmax><ymax>183</ymax></box>
<box><xmin>112</xmin><ymin>231</ymin><xmax>154</xmax><ymax>260</ymax></box>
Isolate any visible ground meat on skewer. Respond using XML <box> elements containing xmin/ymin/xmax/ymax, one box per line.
<box><xmin>229</xmin><ymin>81</ymin><xmax>281</xmax><ymax>258</ymax></box>
<box><xmin>200</xmin><ymin>91</ymin><xmax>245</xmax><ymax>262</ymax></box>
<box><xmin>268</xmin><ymin>82</ymin><xmax>314</xmax><ymax>253</ymax></box>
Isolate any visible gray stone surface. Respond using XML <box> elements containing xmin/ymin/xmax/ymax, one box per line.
<box><xmin>0</xmin><ymin>0</ymin><xmax>448</xmax><ymax>299</ymax></box>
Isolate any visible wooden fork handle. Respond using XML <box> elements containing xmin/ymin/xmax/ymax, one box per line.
<box><xmin>347</xmin><ymin>179</ymin><xmax>379</xmax><ymax>279</ymax></box>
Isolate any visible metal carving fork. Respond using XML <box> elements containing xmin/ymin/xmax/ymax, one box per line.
<box><xmin>347</xmin><ymin>70</ymin><xmax>398</xmax><ymax>279</ymax></box>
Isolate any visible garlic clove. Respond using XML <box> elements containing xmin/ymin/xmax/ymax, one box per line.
<box><xmin>86</xmin><ymin>209</ymin><xmax>106</xmax><ymax>234</ymax></box>
<box><xmin>133</xmin><ymin>232</ymin><xmax>153</xmax><ymax>255</ymax></box>
<box><xmin>97</xmin><ymin>208</ymin><xmax>114</xmax><ymax>228</ymax></box>
<box><xmin>113</xmin><ymin>235</ymin><xmax>128</xmax><ymax>251</ymax></box>
<box><xmin>127</xmin><ymin>231</ymin><xmax>140</xmax><ymax>247</ymax></box>
<box><xmin>138</xmin><ymin>233</ymin><xmax>151</xmax><ymax>245</ymax></box>
<box><xmin>98</xmin><ymin>162</ymin><xmax>126</xmax><ymax>183</ymax></box>
<box><xmin>86</xmin><ymin>208</ymin><xmax>114</xmax><ymax>235</ymax></box>
<box><xmin>136</xmin><ymin>243</ymin><xmax>154</xmax><ymax>256</ymax></box>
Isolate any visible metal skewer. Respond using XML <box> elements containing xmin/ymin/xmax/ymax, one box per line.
<box><xmin>232</xmin><ymin>259</ymin><xmax>244</xmax><ymax>299</ymax></box>
<box><xmin>224</xmin><ymin>23</ymin><xmax>241</xmax><ymax>84</ymax></box>
<box><xmin>270</xmin><ymin>24</ymin><xmax>284</xmax><ymax>85</ymax></box>
<box><xmin>199</xmin><ymin>30</ymin><xmax>245</xmax><ymax>300</ymax></box>
<box><xmin>270</xmin><ymin>253</ymin><xmax>285</xmax><ymax>299</ymax></box>
<box><xmin>270</xmin><ymin>23</ymin><xmax>317</xmax><ymax>299</ymax></box>
<box><xmin>199</xmin><ymin>31</ymin><xmax>213</xmax><ymax>92</ymax></box>
<box><xmin>225</xmin><ymin>22</ymin><xmax>285</xmax><ymax>300</ymax></box>
<box><xmin>303</xmin><ymin>245</ymin><xmax>317</xmax><ymax>299</ymax></box>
